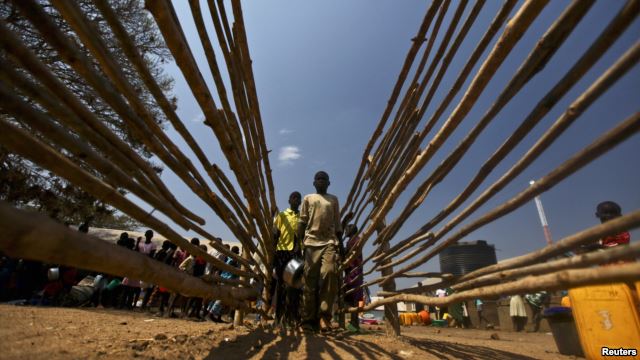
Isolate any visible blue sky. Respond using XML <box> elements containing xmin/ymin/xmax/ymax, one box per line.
<box><xmin>132</xmin><ymin>1</ymin><xmax>639</xmax><ymax>291</ymax></box>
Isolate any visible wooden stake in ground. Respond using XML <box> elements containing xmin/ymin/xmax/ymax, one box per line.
<box><xmin>377</xmin><ymin>220</ymin><xmax>400</xmax><ymax>337</ymax></box>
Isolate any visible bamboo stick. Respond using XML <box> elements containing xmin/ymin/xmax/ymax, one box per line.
<box><xmin>351</xmin><ymin>0</ymin><xmax>450</xmax><ymax>216</ymax></box>
<box><xmin>371</xmin><ymin>0</ymin><xmax>595</xmax><ymax>253</ymax></box>
<box><xmin>46</xmin><ymin>0</ymin><xmax>216</xmax><ymax>199</ymax></box>
<box><xmin>0</xmin><ymin>202</ymin><xmax>256</xmax><ymax>307</ymax></box>
<box><xmin>379</xmin><ymin>111</ymin><xmax>640</xmax><ymax>285</ymax></box>
<box><xmin>342</xmin><ymin>0</ymin><xmax>443</xmax><ymax>216</ymax></box>
<box><xmin>455</xmin><ymin>210</ymin><xmax>640</xmax><ymax>284</ymax></box>
<box><xmin>0</xmin><ymin>59</ymin><xmax>156</xmax><ymax>197</ymax></box>
<box><xmin>0</xmin><ymin>21</ymin><xmax>202</xmax><ymax>225</ymax></box>
<box><xmin>0</xmin><ymin>83</ymin><xmax>198</xmax><ymax>232</ymax></box>
<box><xmin>349</xmin><ymin>0</ymin><xmax>516</xmax><ymax>258</ymax></box>
<box><xmin>12</xmin><ymin>0</ymin><xmax>240</xmax><ymax>238</ymax></box>
<box><xmin>453</xmin><ymin>242</ymin><xmax>640</xmax><ymax>292</ymax></box>
<box><xmin>346</xmin><ymin>0</ymin><xmax>549</xmax><ymax>266</ymax></box>
<box><xmin>369</xmin><ymin>0</ymin><xmax>484</xmax><ymax>203</ymax></box>
<box><xmin>93</xmin><ymin>0</ymin><xmax>249</xmax><ymax>226</ymax></box>
<box><xmin>345</xmin><ymin>262</ymin><xmax>640</xmax><ymax>313</ymax></box>
<box><xmin>360</xmin><ymin>0</ymin><xmax>517</xmax><ymax>233</ymax></box>
<box><xmin>231</xmin><ymin>1</ymin><xmax>278</xmax><ymax>215</ymax></box>
<box><xmin>368</xmin><ymin>0</ymin><xmax>450</xmax><ymax>174</ymax></box>
<box><xmin>146</xmin><ymin>0</ymin><xmax>273</xmax><ymax>262</ymax></box>
<box><xmin>0</xmin><ymin>118</ymin><xmax>256</xmax><ymax>279</ymax></box>
<box><xmin>390</xmin><ymin>41</ymin><xmax>640</xmax><ymax>271</ymax></box>
<box><xmin>397</xmin><ymin>0</ymin><xmax>639</xmax><ymax>246</ymax></box>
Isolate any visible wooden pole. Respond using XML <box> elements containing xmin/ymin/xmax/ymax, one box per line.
<box><xmin>345</xmin><ymin>262</ymin><xmax>640</xmax><ymax>313</ymax></box>
<box><xmin>0</xmin><ymin>202</ymin><xmax>257</xmax><ymax>307</ymax></box>
<box><xmin>384</xmin><ymin>0</ymin><xmax>639</xmax><ymax>248</ymax></box>
<box><xmin>379</xmin><ymin>111</ymin><xmax>640</xmax><ymax>284</ymax></box>
<box><xmin>345</xmin><ymin>0</ymin><xmax>548</xmax><ymax>266</ymax></box>
<box><xmin>377</xmin><ymin>221</ymin><xmax>400</xmax><ymax>337</ymax></box>
<box><xmin>452</xmin><ymin>242</ymin><xmax>640</xmax><ymax>292</ymax></box>
<box><xmin>375</xmin><ymin>44</ymin><xmax>640</xmax><ymax>275</ymax></box>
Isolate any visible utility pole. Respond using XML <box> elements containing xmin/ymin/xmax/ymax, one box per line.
<box><xmin>529</xmin><ymin>180</ymin><xmax>553</xmax><ymax>246</ymax></box>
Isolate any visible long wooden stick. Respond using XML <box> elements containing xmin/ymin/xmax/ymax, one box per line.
<box><xmin>49</xmin><ymin>1</ymin><xmax>263</xmax><ymax>251</ymax></box>
<box><xmin>146</xmin><ymin>0</ymin><xmax>274</xmax><ymax>262</ymax></box>
<box><xmin>453</xmin><ymin>242</ymin><xmax>640</xmax><ymax>292</ymax></box>
<box><xmin>345</xmin><ymin>262</ymin><xmax>640</xmax><ymax>313</ymax></box>
<box><xmin>383</xmin><ymin>41</ymin><xmax>640</xmax><ymax>274</ymax></box>
<box><xmin>0</xmin><ymin>21</ymin><xmax>202</xmax><ymax>225</ymax></box>
<box><xmin>0</xmin><ymin>202</ymin><xmax>257</xmax><ymax>307</ymax></box>
<box><xmin>0</xmin><ymin>58</ymin><xmax>155</xmax><ymax>198</ymax></box>
<box><xmin>342</xmin><ymin>0</ymin><xmax>443</xmax><ymax>217</ymax></box>
<box><xmin>345</xmin><ymin>0</ymin><xmax>549</xmax><ymax>265</ymax></box>
<box><xmin>370</xmin><ymin>0</ymin><xmax>596</xmax><ymax>262</ymax></box>
<box><xmin>40</xmin><ymin>0</ymin><xmax>215</xmax><ymax>201</ymax></box>
<box><xmin>0</xmin><ymin>83</ymin><xmax>196</xmax><ymax>232</ymax></box>
<box><xmin>393</xmin><ymin>0</ymin><xmax>639</xmax><ymax>249</ymax></box>
<box><xmin>352</xmin><ymin>0</ymin><xmax>518</xmax><ymax>256</ymax></box>
<box><xmin>378</xmin><ymin>111</ymin><xmax>640</xmax><ymax>285</ymax></box>
<box><xmin>0</xmin><ymin>118</ymin><xmax>255</xmax><ymax>279</ymax></box>
<box><xmin>93</xmin><ymin>0</ymin><xmax>258</xmax><ymax>241</ymax></box>
<box><xmin>350</xmin><ymin>1</ymin><xmax>451</xmax><ymax>221</ymax></box>
<box><xmin>456</xmin><ymin>210</ymin><xmax>640</xmax><ymax>284</ymax></box>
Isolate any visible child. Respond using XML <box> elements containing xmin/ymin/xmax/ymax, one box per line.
<box><xmin>596</xmin><ymin>201</ymin><xmax>630</xmax><ymax>248</ymax></box>
<box><xmin>343</xmin><ymin>224</ymin><xmax>363</xmax><ymax>332</ymax></box>
<box><xmin>207</xmin><ymin>246</ymin><xmax>241</xmax><ymax>323</ymax></box>
<box><xmin>272</xmin><ymin>191</ymin><xmax>302</xmax><ymax>328</ymax></box>
<box><xmin>297</xmin><ymin>171</ymin><xmax>342</xmax><ymax>333</ymax></box>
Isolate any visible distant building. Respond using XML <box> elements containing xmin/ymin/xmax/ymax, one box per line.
<box><xmin>439</xmin><ymin>240</ymin><xmax>497</xmax><ymax>276</ymax></box>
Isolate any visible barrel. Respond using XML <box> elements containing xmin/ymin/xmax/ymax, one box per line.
<box><xmin>439</xmin><ymin>240</ymin><xmax>497</xmax><ymax>276</ymax></box>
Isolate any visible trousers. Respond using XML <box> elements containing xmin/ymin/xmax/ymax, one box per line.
<box><xmin>302</xmin><ymin>243</ymin><xmax>337</xmax><ymax>324</ymax></box>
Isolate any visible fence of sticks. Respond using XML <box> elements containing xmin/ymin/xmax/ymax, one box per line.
<box><xmin>0</xmin><ymin>0</ymin><xmax>639</xmax><ymax>335</ymax></box>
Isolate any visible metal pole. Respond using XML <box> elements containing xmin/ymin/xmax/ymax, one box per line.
<box><xmin>529</xmin><ymin>180</ymin><xmax>553</xmax><ymax>245</ymax></box>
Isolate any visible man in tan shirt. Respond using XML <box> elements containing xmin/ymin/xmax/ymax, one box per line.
<box><xmin>297</xmin><ymin>171</ymin><xmax>342</xmax><ymax>332</ymax></box>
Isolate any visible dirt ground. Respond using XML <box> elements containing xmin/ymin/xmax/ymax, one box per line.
<box><xmin>0</xmin><ymin>305</ymin><xmax>579</xmax><ymax>359</ymax></box>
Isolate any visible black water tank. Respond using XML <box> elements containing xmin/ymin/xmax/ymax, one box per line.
<box><xmin>439</xmin><ymin>240</ymin><xmax>497</xmax><ymax>276</ymax></box>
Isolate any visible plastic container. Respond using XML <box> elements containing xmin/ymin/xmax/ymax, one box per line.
<box><xmin>543</xmin><ymin>307</ymin><xmax>584</xmax><ymax>356</ymax></box>
<box><xmin>431</xmin><ymin>319</ymin><xmax>447</xmax><ymax>327</ymax></box>
<box><xmin>569</xmin><ymin>283</ymin><xmax>640</xmax><ymax>359</ymax></box>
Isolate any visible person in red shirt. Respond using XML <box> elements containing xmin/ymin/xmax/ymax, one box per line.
<box><xmin>596</xmin><ymin>201</ymin><xmax>631</xmax><ymax>248</ymax></box>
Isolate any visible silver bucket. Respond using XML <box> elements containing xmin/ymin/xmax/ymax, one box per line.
<box><xmin>282</xmin><ymin>258</ymin><xmax>304</xmax><ymax>289</ymax></box>
<box><xmin>48</xmin><ymin>267</ymin><xmax>60</xmax><ymax>281</ymax></box>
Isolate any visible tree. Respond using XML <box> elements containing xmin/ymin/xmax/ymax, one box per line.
<box><xmin>0</xmin><ymin>0</ymin><xmax>174</xmax><ymax>230</ymax></box>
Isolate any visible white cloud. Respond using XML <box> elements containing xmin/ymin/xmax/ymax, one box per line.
<box><xmin>279</xmin><ymin>128</ymin><xmax>293</xmax><ymax>135</ymax></box>
<box><xmin>278</xmin><ymin>146</ymin><xmax>301</xmax><ymax>166</ymax></box>
<box><xmin>190</xmin><ymin>112</ymin><xmax>204</xmax><ymax>123</ymax></box>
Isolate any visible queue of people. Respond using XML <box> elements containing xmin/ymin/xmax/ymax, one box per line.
<box><xmin>0</xmin><ymin>224</ymin><xmax>243</xmax><ymax>323</ymax></box>
<box><xmin>264</xmin><ymin>171</ymin><xmax>365</xmax><ymax>334</ymax></box>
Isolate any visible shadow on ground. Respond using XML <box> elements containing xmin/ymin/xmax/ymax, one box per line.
<box><xmin>404</xmin><ymin>337</ymin><xmax>538</xmax><ymax>360</ymax></box>
<box><xmin>203</xmin><ymin>327</ymin><xmax>539</xmax><ymax>360</ymax></box>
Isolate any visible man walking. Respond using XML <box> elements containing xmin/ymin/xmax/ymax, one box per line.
<box><xmin>297</xmin><ymin>171</ymin><xmax>342</xmax><ymax>333</ymax></box>
<box><xmin>272</xmin><ymin>191</ymin><xmax>302</xmax><ymax>328</ymax></box>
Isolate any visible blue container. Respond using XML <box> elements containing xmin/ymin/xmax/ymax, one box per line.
<box><xmin>543</xmin><ymin>306</ymin><xmax>584</xmax><ymax>357</ymax></box>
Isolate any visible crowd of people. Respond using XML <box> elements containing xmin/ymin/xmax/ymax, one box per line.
<box><xmin>0</xmin><ymin>170</ymin><xmax>358</xmax><ymax>331</ymax></box>
<box><xmin>1</xmin><ymin>172</ymin><xmax>632</xmax><ymax>334</ymax></box>
<box><xmin>0</xmin><ymin>224</ymin><xmax>242</xmax><ymax>323</ymax></box>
